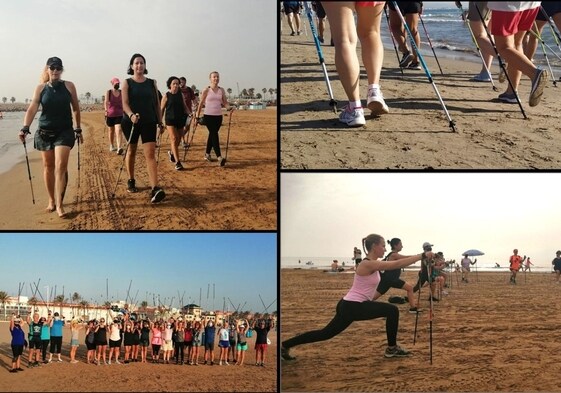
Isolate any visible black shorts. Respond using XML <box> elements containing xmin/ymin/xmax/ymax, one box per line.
<box><xmin>284</xmin><ymin>4</ymin><xmax>300</xmax><ymax>15</ymax></box>
<box><xmin>95</xmin><ymin>340</ymin><xmax>107</xmax><ymax>347</ymax></box>
<box><xmin>121</xmin><ymin>118</ymin><xmax>157</xmax><ymax>144</ymax></box>
<box><xmin>537</xmin><ymin>2</ymin><xmax>561</xmax><ymax>21</ymax></box>
<box><xmin>313</xmin><ymin>2</ymin><xmax>326</xmax><ymax>18</ymax></box>
<box><xmin>388</xmin><ymin>1</ymin><xmax>423</xmax><ymax>15</ymax></box>
<box><xmin>377</xmin><ymin>278</ymin><xmax>406</xmax><ymax>295</ymax></box>
<box><xmin>204</xmin><ymin>342</ymin><xmax>215</xmax><ymax>351</ymax></box>
<box><xmin>12</xmin><ymin>345</ymin><xmax>24</xmax><ymax>358</ymax></box>
<box><xmin>106</xmin><ymin>116</ymin><xmax>122</xmax><ymax>127</ymax></box>
<box><xmin>85</xmin><ymin>341</ymin><xmax>96</xmax><ymax>350</ymax></box>
<box><xmin>29</xmin><ymin>337</ymin><xmax>42</xmax><ymax>349</ymax></box>
<box><xmin>165</xmin><ymin>119</ymin><xmax>184</xmax><ymax>129</ymax></box>
<box><xmin>109</xmin><ymin>339</ymin><xmax>121</xmax><ymax>348</ymax></box>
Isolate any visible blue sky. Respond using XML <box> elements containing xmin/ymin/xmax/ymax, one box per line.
<box><xmin>0</xmin><ymin>233</ymin><xmax>277</xmax><ymax>314</ymax></box>
<box><xmin>0</xmin><ymin>0</ymin><xmax>276</xmax><ymax>102</ymax></box>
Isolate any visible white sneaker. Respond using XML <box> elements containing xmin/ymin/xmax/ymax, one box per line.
<box><xmin>367</xmin><ymin>87</ymin><xmax>389</xmax><ymax>116</ymax></box>
<box><xmin>109</xmin><ymin>144</ymin><xmax>117</xmax><ymax>152</ymax></box>
<box><xmin>338</xmin><ymin>106</ymin><xmax>366</xmax><ymax>127</ymax></box>
<box><xmin>115</xmin><ymin>360</ymin><xmax>121</xmax><ymax>364</ymax></box>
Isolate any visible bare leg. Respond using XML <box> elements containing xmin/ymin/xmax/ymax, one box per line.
<box><xmin>495</xmin><ymin>31</ymin><xmax>538</xmax><ymax>94</ymax></box>
<box><xmin>142</xmin><ymin>142</ymin><xmax>158</xmax><ymax>188</ymax></box>
<box><xmin>356</xmin><ymin>4</ymin><xmax>385</xmax><ymax>85</ymax></box>
<box><xmin>41</xmin><ymin>150</ymin><xmax>55</xmax><ymax>211</ymax></box>
<box><xmin>54</xmin><ymin>145</ymin><xmax>71</xmax><ymax>217</ymax></box>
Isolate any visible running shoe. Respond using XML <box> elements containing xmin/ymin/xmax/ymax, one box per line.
<box><xmin>472</xmin><ymin>71</ymin><xmax>491</xmax><ymax>82</ymax></box>
<box><xmin>168</xmin><ymin>150</ymin><xmax>175</xmax><ymax>163</ymax></box>
<box><xmin>498</xmin><ymin>92</ymin><xmax>519</xmax><ymax>104</ymax></box>
<box><xmin>498</xmin><ymin>62</ymin><xmax>508</xmax><ymax>83</ymax></box>
<box><xmin>529</xmin><ymin>68</ymin><xmax>548</xmax><ymax>107</ymax></box>
<box><xmin>399</xmin><ymin>51</ymin><xmax>413</xmax><ymax>68</ymax></box>
<box><xmin>318</xmin><ymin>36</ymin><xmax>324</xmax><ymax>44</ymax></box>
<box><xmin>367</xmin><ymin>87</ymin><xmax>389</xmax><ymax>116</ymax></box>
<box><xmin>338</xmin><ymin>106</ymin><xmax>366</xmax><ymax>127</ymax></box>
<box><xmin>109</xmin><ymin>144</ymin><xmax>117</xmax><ymax>152</ymax></box>
<box><xmin>204</xmin><ymin>153</ymin><xmax>212</xmax><ymax>162</ymax></box>
<box><xmin>290</xmin><ymin>31</ymin><xmax>295</xmax><ymax>36</ymax></box>
<box><xmin>217</xmin><ymin>157</ymin><xmax>224</xmax><ymax>166</ymax></box>
<box><xmin>281</xmin><ymin>346</ymin><xmax>296</xmax><ymax>361</ymax></box>
<box><xmin>127</xmin><ymin>178</ymin><xmax>138</xmax><ymax>193</ymax></box>
<box><xmin>407</xmin><ymin>62</ymin><xmax>421</xmax><ymax>70</ymax></box>
<box><xmin>117</xmin><ymin>147</ymin><xmax>124</xmax><ymax>155</ymax></box>
<box><xmin>175</xmin><ymin>162</ymin><xmax>184</xmax><ymax>171</ymax></box>
<box><xmin>151</xmin><ymin>187</ymin><xmax>166</xmax><ymax>204</ymax></box>
<box><xmin>384</xmin><ymin>345</ymin><xmax>412</xmax><ymax>358</ymax></box>
<box><xmin>408</xmin><ymin>307</ymin><xmax>422</xmax><ymax>314</ymax></box>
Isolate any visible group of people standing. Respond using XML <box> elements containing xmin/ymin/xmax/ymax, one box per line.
<box><xmin>284</xmin><ymin>1</ymin><xmax>558</xmax><ymax>127</ymax></box>
<box><xmin>18</xmin><ymin>53</ymin><xmax>235</xmax><ymax>213</ymax></box>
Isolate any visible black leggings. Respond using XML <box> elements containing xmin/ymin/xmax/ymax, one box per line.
<box><xmin>282</xmin><ymin>298</ymin><xmax>399</xmax><ymax>349</ymax></box>
<box><xmin>41</xmin><ymin>339</ymin><xmax>49</xmax><ymax>361</ymax></box>
<box><xmin>50</xmin><ymin>336</ymin><xmax>62</xmax><ymax>354</ymax></box>
<box><xmin>174</xmin><ymin>342</ymin><xmax>185</xmax><ymax>362</ymax></box>
<box><xmin>204</xmin><ymin>114</ymin><xmax>223</xmax><ymax>157</ymax></box>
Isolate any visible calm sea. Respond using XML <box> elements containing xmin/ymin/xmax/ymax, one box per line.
<box><xmin>0</xmin><ymin>111</ymin><xmax>37</xmax><ymax>175</ymax></box>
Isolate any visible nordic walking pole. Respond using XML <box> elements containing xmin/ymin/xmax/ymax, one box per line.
<box><xmin>391</xmin><ymin>1</ymin><xmax>456</xmax><ymax>132</ymax></box>
<box><xmin>527</xmin><ymin>28</ymin><xmax>561</xmax><ymax>61</ymax></box>
<box><xmin>528</xmin><ymin>25</ymin><xmax>559</xmax><ymax>86</ymax></box>
<box><xmin>541</xmin><ymin>6</ymin><xmax>561</xmax><ymax>57</ymax></box>
<box><xmin>22</xmin><ymin>140</ymin><xmax>36</xmax><ymax>204</ymax></box>
<box><xmin>111</xmin><ymin>122</ymin><xmax>136</xmax><ymax>199</ymax></box>
<box><xmin>182</xmin><ymin>117</ymin><xmax>198</xmax><ymax>162</ymax></box>
<box><xmin>303</xmin><ymin>1</ymin><xmax>338</xmax><ymax>113</ymax></box>
<box><xmin>413</xmin><ymin>272</ymin><xmax>422</xmax><ymax>345</ymax></box>
<box><xmin>427</xmin><ymin>259</ymin><xmax>433</xmax><ymax>365</ymax></box>
<box><xmin>76</xmin><ymin>132</ymin><xmax>81</xmax><ymax>189</ymax></box>
<box><xmin>220</xmin><ymin>108</ymin><xmax>234</xmax><ymax>167</ymax></box>
<box><xmin>457</xmin><ymin>4</ymin><xmax>498</xmax><ymax>91</ymax></box>
<box><xmin>383</xmin><ymin>5</ymin><xmax>404</xmax><ymax>77</ymax></box>
<box><xmin>475</xmin><ymin>4</ymin><xmax>528</xmax><ymax>120</ymax></box>
<box><xmin>419</xmin><ymin>13</ymin><xmax>444</xmax><ymax>75</ymax></box>
<box><xmin>475</xmin><ymin>258</ymin><xmax>478</xmax><ymax>283</ymax></box>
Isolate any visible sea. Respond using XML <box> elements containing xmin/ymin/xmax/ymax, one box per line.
<box><xmin>281</xmin><ymin>256</ymin><xmax>553</xmax><ymax>273</ymax></box>
<box><xmin>0</xmin><ymin>111</ymin><xmax>37</xmax><ymax>175</ymax></box>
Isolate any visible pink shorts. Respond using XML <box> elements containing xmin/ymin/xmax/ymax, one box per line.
<box><xmin>356</xmin><ymin>1</ymin><xmax>385</xmax><ymax>7</ymax></box>
<box><xmin>490</xmin><ymin>7</ymin><xmax>539</xmax><ymax>36</ymax></box>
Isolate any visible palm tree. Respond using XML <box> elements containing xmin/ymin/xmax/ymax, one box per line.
<box><xmin>227</xmin><ymin>88</ymin><xmax>232</xmax><ymax>99</ymax></box>
<box><xmin>79</xmin><ymin>300</ymin><xmax>88</xmax><ymax>320</ymax></box>
<box><xmin>241</xmin><ymin>89</ymin><xmax>248</xmax><ymax>99</ymax></box>
<box><xmin>248</xmin><ymin>88</ymin><xmax>255</xmax><ymax>98</ymax></box>
<box><xmin>268</xmin><ymin>88</ymin><xmax>275</xmax><ymax>100</ymax></box>
<box><xmin>256</xmin><ymin>93</ymin><xmax>262</xmax><ymax>100</ymax></box>
<box><xmin>0</xmin><ymin>291</ymin><xmax>9</xmax><ymax>320</ymax></box>
<box><xmin>262</xmin><ymin>88</ymin><xmax>267</xmax><ymax>100</ymax></box>
<box><xmin>72</xmin><ymin>292</ymin><xmax>80</xmax><ymax>316</ymax></box>
<box><xmin>85</xmin><ymin>92</ymin><xmax>91</xmax><ymax>104</ymax></box>
<box><xmin>140</xmin><ymin>300</ymin><xmax>148</xmax><ymax>310</ymax></box>
<box><xmin>10</xmin><ymin>97</ymin><xmax>15</xmax><ymax>104</ymax></box>
<box><xmin>2</xmin><ymin>97</ymin><xmax>6</xmax><ymax>104</ymax></box>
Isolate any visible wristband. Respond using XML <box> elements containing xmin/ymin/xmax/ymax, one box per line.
<box><xmin>74</xmin><ymin>128</ymin><xmax>82</xmax><ymax>134</ymax></box>
<box><xmin>21</xmin><ymin>126</ymin><xmax>30</xmax><ymax>134</ymax></box>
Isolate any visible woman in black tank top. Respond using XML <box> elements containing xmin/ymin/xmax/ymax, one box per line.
<box><xmin>160</xmin><ymin>76</ymin><xmax>189</xmax><ymax>171</ymax></box>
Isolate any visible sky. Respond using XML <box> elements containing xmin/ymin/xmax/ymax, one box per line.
<box><xmin>0</xmin><ymin>0</ymin><xmax>276</xmax><ymax>103</ymax></box>
<box><xmin>0</xmin><ymin>233</ymin><xmax>277</xmax><ymax>314</ymax></box>
<box><xmin>281</xmin><ymin>173</ymin><xmax>561</xmax><ymax>269</ymax></box>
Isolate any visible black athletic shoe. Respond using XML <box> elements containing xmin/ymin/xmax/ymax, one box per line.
<box><xmin>168</xmin><ymin>150</ymin><xmax>175</xmax><ymax>163</ymax></box>
<box><xmin>281</xmin><ymin>346</ymin><xmax>296</xmax><ymax>361</ymax></box>
<box><xmin>127</xmin><ymin>179</ymin><xmax>138</xmax><ymax>193</ymax></box>
<box><xmin>175</xmin><ymin>162</ymin><xmax>184</xmax><ymax>171</ymax></box>
<box><xmin>151</xmin><ymin>187</ymin><xmax>166</xmax><ymax>204</ymax></box>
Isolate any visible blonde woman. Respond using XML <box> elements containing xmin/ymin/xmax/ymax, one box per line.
<box><xmin>107</xmin><ymin>317</ymin><xmax>122</xmax><ymax>364</ymax></box>
<box><xmin>69</xmin><ymin>320</ymin><xmax>85</xmax><ymax>363</ymax></box>
<box><xmin>19</xmin><ymin>56</ymin><xmax>82</xmax><ymax>217</ymax></box>
<box><xmin>235</xmin><ymin>319</ymin><xmax>250</xmax><ymax>366</ymax></box>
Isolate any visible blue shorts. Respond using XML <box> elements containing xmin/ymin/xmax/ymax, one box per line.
<box><xmin>71</xmin><ymin>338</ymin><xmax>79</xmax><ymax>346</ymax></box>
<box><xmin>218</xmin><ymin>340</ymin><xmax>230</xmax><ymax>348</ymax></box>
<box><xmin>33</xmin><ymin>128</ymin><xmax>75</xmax><ymax>151</ymax></box>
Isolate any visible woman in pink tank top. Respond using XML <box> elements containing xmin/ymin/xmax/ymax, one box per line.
<box><xmin>281</xmin><ymin>234</ymin><xmax>433</xmax><ymax>361</ymax></box>
<box><xmin>195</xmin><ymin>71</ymin><xmax>235</xmax><ymax>166</ymax></box>
<box><xmin>104</xmin><ymin>78</ymin><xmax>124</xmax><ymax>154</ymax></box>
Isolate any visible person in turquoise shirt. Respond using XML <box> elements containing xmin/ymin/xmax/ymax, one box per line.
<box><xmin>49</xmin><ymin>312</ymin><xmax>65</xmax><ymax>362</ymax></box>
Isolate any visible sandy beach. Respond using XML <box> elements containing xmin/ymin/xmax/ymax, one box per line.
<box><xmin>281</xmin><ymin>268</ymin><xmax>561</xmax><ymax>392</ymax></box>
<box><xmin>280</xmin><ymin>33</ymin><xmax>561</xmax><ymax>169</ymax></box>
<box><xmin>0</xmin><ymin>109</ymin><xmax>277</xmax><ymax>230</ymax></box>
<box><xmin>0</xmin><ymin>322</ymin><xmax>277</xmax><ymax>392</ymax></box>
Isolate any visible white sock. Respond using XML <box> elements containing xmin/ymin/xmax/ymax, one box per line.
<box><xmin>368</xmin><ymin>84</ymin><xmax>380</xmax><ymax>91</ymax></box>
<box><xmin>349</xmin><ymin>100</ymin><xmax>362</xmax><ymax>110</ymax></box>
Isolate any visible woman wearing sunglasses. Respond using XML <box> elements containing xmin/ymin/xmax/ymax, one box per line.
<box><xmin>19</xmin><ymin>56</ymin><xmax>82</xmax><ymax>218</ymax></box>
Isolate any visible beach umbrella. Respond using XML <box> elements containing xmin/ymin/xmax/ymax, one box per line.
<box><xmin>462</xmin><ymin>250</ymin><xmax>483</xmax><ymax>282</ymax></box>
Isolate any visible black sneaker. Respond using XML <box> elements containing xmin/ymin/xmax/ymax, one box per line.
<box><xmin>151</xmin><ymin>187</ymin><xmax>166</xmax><ymax>204</ymax></box>
<box><xmin>168</xmin><ymin>151</ymin><xmax>175</xmax><ymax>163</ymax></box>
<box><xmin>281</xmin><ymin>346</ymin><xmax>296</xmax><ymax>361</ymax></box>
<box><xmin>408</xmin><ymin>307</ymin><xmax>422</xmax><ymax>314</ymax></box>
<box><xmin>407</xmin><ymin>61</ymin><xmax>421</xmax><ymax>70</ymax></box>
<box><xmin>127</xmin><ymin>179</ymin><xmax>138</xmax><ymax>193</ymax></box>
<box><xmin>117</xmin><ymin>147</ymin><xmax>124</xmax><ymax>155</ymax></box>
<box><xmin>175</xmin><ymin>162</ymin><xmax>184</xmax><ymax>171</ymax></box>
<box><xmin>399</xmin><ymin>51</ymin><xmax>413</xmax><ymax>68</ymax></box>
<box><xmin>384</xmin><ymin>345</ymin><xmax>411</xmax><ymax>358</ymax></box>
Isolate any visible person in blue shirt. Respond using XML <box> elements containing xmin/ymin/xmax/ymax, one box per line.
<box><xmin>49</xmin><ymin>312</ymin><xmax>65</xmax><ymax>362</ymax></box>
<box><xmin>40</xmin><ymin>316</ymin><xmax>52</xmax><ymax>364</ymax></box>
<box><xmin>10</xmin><ymin>314</ymin><xmax>26</xmax><ymax>372</ymax></box>
<box><xmin>203</xmin><ymin>319</ymin><xmax>216</xmax><ymax>365</ymax></box>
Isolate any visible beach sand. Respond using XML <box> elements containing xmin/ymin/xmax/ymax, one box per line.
<box><xmin>280</xmin><ymin>33</ymin><xmax>561</xmax><ymax>169</ymax></box>
<box><xmin>0</xmin><ymin>323</ymin><xmax>277</xmax><ymax>392</ymax></box>
<box><xmin>0</xmin><ymin>109</ymin><xmax>277</xmax><ymax>230</ymax></box>
<box><xmin>281</xmin><ymin>269</ymin><xmax>561</xmax><ymax>392</ymax></box>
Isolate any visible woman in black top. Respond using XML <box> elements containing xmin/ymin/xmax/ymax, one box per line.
<box><xmin>161</xmin><ymin>76</ymin><xmax>189</xmax><ymax>171</ymax></box>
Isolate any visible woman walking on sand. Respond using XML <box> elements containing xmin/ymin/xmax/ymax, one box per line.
<box><xmin>161</xmin><ymin>76</ymin><xmax>189</xmax><ymax>171</ymax></box>
<box><xmin>195</xmin><ymin>71</ymin><xmax>235</xmax><ymax>165</ymax></box>
<box><xmin>372</xmin><ymin>238</ymin><xmax>421</xmax><ymax>314</ymax></box>
<box><xmin>281</xmin><ymin>234</ymin><xmax>434</xmax><ymax>362</ymax></box>
<box><xmin>104</xmin><ymin>77</ymin><xmax>124</xmax><ymax>155</ymax></box>
<box><xmin>19</xmin><ymin>56</ymin><xmax>82</xmax><ymax>217</ymax></box>
<box><xmin>121</xmin><ymin>53</ymin><xmax>166</xmax><ymax>203</ymax></box>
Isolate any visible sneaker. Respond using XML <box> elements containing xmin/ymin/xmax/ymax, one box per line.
<box><xmin>117</xmin><ymin>147</ymin><xmax>124</xmax><ymax>155</ymax></box>
<box><xmin>108</xmin><ymin>360</ymin><xmax>111</xmax><ymax>365</ymax></box>
<box><xmin>338</xmin><ymin>106</ymin><xmax>366</xmax><ymax>127</ymax></box>
<box><xmin>399</xmin><ymin>51</ymin><xmax>413</xmax><ymax>68</ymax></box>
<box><xmin>384</xmin><ymin>345</ymin><xmax>412</xmax><ymax>358</ymax></box>
<box><xmin>498</xmin><ymin>92</ymin><xmax>519</xmax><ymax>104</ymax></box>
<box><xmin>182</xmin><ymin>141</ymin><xmax>189</xmax><ymax>149</ymax></box>
<box><xmin>150</xmin><ymin>187</ymin><xmax>166</xmax><ymax>204</ymax></box>
<box><xmin>70</xmin><ymin>360</ymin><xmax>79</xmax><ymax>364</ymax></box>
<box><xmin>57</xmin><ymin>359</ymin><xmax>62</xmax><ymax>363</ymax></box>
<box><xmin>219</xmin><ymin>361</ymin><xmax>223</xmax><ymax>366</ymax></box>
<box><xmin>408</xmin><ymin>307</ymin><xmax>422</xmax><ymax>314</ymax></box>
<box><xmin>472</xmin><ymin>71</ymin><xmax>491</xmax><ymax>82</ymax></box>
<box><xmin>127</xmin><ymin>178</ymin><xmax>138</xmax><ymax>193</ymax></box>
<box><xmin>115</xmin><ymin>360</ymin><xmax>121</xmax><ymax>364</ymax></box>
<box><xmin>290</xmin><ymin>31</ymin><xmax>295</xmax><ymax>36</ymax></box>
<box><xmin>109</xmin><ymin>144</ymin><xmax>117</xmax><ymax>152</ymax></box>
<box><xmin>204</xmin><ymin>153</ymin><xmax>212</xmax><ymax>162</ymax></box>
<box><xmin>529</xmin><ymin>68</ymin><xmax>548</xmax><ymax>107</ymax></box>
<box><xmin>407</xmin><ymin>61</ymin><xmax>421</xmax><ymax>70</ymax></box>
<box><xmin>175</xmin><ymin>162</ymin><xmax>184</xmax><ymax>171</ymax></box>
<box><xmin>168</xmin><ymin>150</ymin><xmax>175</xmax><ymax>163</ymax></box>
<box><xmin>498</xmin><ymin>62</ymin><xmax>508</xmax><ymax>83</ymax></box>
<box><xmin>297</xmin><ymin>30</ymin><xmax>302</xmax><ymax>35</ymax></box>
<box><xmin>318</xmin><ymin>36</ymin><xmax>324</xmax><ymax>44</ymax></box>
<box><xmin>225</xmin><ymin>361</ymin><xmax>229</xmax><ymax>365</ymax></box>
<box><xmin>367</xmin><ymin>87</ymin><xmax>389</xmax><ymax>116</ymax></box>
<box><xmin>281</xmin><ymin>346</ymin><xmax>296</xmax><ymax>361</ymax></box>
<box><xmin>217</xmin><ymin>157</ymin><xmax>224</xmax><ymax>166</ymax></box>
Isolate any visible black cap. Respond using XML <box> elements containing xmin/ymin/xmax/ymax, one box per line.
<box><xmin>46</xmin><ymin>57</ymin><xmax>63</xmax><ymax>68</ymax></box>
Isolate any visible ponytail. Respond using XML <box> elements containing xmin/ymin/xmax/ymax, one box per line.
<box><xmin>362</xmin><ymin>234</ymin><xmax>383</xmax><ymax>255</ymax></box>
<box><xmin>40</xmin><ymin>66</ymin><xmax>49</xmax><ymax>83</ymax></box>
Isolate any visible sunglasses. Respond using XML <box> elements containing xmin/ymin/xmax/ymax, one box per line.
<box><xmin>49</xmin><ymin>65</ymin><xmax>63</xmax><ymax>71</ymax></box>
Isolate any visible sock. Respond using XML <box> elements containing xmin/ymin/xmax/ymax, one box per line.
<box><xmin>368</xmin><ymin>84</ymin><xmax>380</xmax><ymax>91</ymax></box>
<box><xmin>349</xmin><ymin>100</ymin><xmax>362</xmax><ymax>110</ymax></box>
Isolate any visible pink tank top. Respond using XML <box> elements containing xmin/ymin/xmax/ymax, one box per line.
<box><xmin>107</xmin><ymin>90</ymin><xmax>123</xmax><ymax>117</ymax></box>
<box><xmin>343</xmin><ymin>270</ymin><xmax>380</xmax><ymax>302</ymax></box>
<box><xmin>203</xmin><ymin>87</ymin><xmax>224</xmax><ymax>116</ymax></box>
